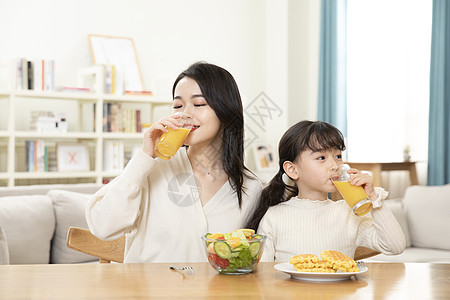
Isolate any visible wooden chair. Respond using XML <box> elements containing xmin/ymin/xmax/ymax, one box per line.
<box><xmin>354</xmin><ymin>246</ymin><xmax>380</xmax><ymax>261</ymax></box>
<box><xmin>66</xmin><ymin>226</ymin><xmax>377</xmax><ymax>263</ymax></box>
<box><xmin>66</xmin><ymin>227</ymin><xmax>125</xmax><ymax>263</ymax></box>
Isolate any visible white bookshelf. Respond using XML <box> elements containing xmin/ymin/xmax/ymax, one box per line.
<box><xmin>0</xmin><ymin>89</ymin><xmax>171</xmax><ymax>187</ymax></box>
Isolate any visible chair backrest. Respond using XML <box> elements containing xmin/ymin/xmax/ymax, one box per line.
<box><xmin>354</xmin><ymin>246</ymin><xmax>380</xmax><ymax>261</ymax></box>
<box><xmin>66</xmin><ymin>227</ymin><xmax>125</xmax><ymax>263</ymax></box>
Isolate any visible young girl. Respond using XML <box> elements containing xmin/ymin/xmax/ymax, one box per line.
<box><xmin>86</xmin><ymin>62</ymin><xmax>262</xmax><ymax>263</ymax></box>
<box><xmin>246</xmin><ymin>120</ymin><xmax>406</xmax><ymax>262</ymax></box>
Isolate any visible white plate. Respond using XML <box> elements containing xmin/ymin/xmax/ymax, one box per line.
<box><xmin>274</xmin><ymin>263</ymin><xmax>368</xmax><ymax>282</ymax></box>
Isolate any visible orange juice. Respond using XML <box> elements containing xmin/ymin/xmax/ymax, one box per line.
<box><xmin>333</xmin><ymin>181</ymin><xmax>372</xmax><ymax>216</ymax></box>
<box><xmin>155</xmin><ymin>127</ymin><xmax>191</xmax><ymax>160</ymax></box>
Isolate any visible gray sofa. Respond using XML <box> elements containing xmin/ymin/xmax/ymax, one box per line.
<box><xmin>1</xmin><ymin>183</ymin><xmax>449</xmax><ymax>265</ymax></box>
<box><xmin>367</xmin><ymin>184</ymin><xmax>450</xmax><ymax>263</ymax></box>
<box><xmin>0</xmin><ymin>183</ymin><xmax>103</xmax><ymax>264</ymax></box>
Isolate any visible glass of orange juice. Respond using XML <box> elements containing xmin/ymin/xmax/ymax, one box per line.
<box><xmin>330</xmin><ymin>164</ymin><xmax>372</xmax><ymax>216</ymax></box>
<box><xmin>155</xmin><ymin>112</ymin><xmax>194</xmax><ymax>160</ymax></box>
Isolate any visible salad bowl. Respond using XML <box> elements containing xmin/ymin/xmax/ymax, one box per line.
<box><xmin>201</xmin><ymin>229</ymin><xmax>266</xmax><ymax>275</ymax></box>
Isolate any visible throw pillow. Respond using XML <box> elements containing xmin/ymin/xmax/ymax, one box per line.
<box><xmin>384</xmin><ymin>199</ymin><xmax>412</xmax><ymax>247</ymax></box>
<box><xmin>403</xmin><ymin>184</ymin><xmax>450</xmax><ymax>250</ymax></box>
<box><xmin>0</xmin><ymin>195</ymin><xmax>55</xmax><ymax>264</ymax></box>
<box><xmin>0</xmin><ymin>225</ymin><xmax>9</xmax><ymax>264</ymax></box>
<box><xmin>48</xmin><ymin>190</ymin><xmax>97</xmax><ymax>263</ymax></box>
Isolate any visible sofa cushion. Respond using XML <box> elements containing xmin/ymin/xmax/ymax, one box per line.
<box><xmin>384</xmin><ymin>199</ymin><xmax>411</xmax><ymax>247</ymax></box>
<box><xmin>403</xmin><ymin>184</ymin><xmax>450</xmax><ymax>251</ymax></box>
<box><xmin>0</xmin><ymin>195</ymin><xmax>55</xmax><ymax>264</ymax></box>
<box><xmin>0</xmin><ymin>183</ymin><xmax>103</xmax><ymax>197</ymax></box>
<box><xmin>0</xmin><ymin>225</ymin><xmax>9</xmax><ymax>264</ymax></box>
<box><xmin>366</xmin><ymin>247</ymin><xmax>450</xmax><ymax>263</ymax></box>
<box><xmin>48</xmin><ymin>190</ymin><xmax>97</xmax><ymax>263</ymax></box>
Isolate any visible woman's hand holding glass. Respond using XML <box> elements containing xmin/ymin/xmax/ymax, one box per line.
<box><xmin>142</xmin><ymin>114</ymin><xmax>182</xmax><ymax>158</ymax></box>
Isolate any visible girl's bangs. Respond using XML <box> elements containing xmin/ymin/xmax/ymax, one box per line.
<box><xmin>306</xmin><ymin>127</ymin><xmax>345</xmax><ymax>152</ymax></box>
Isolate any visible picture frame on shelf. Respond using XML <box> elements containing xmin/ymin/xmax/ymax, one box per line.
<box><xmin>56</xmin><ymin>144</ymin><xmax>90</xmax><ymax>171</ymax></box>
<box><xmin>88</xmin><ymin>34</ymin><xmax>144</xmax><ymax>94</ymax></box>
<box><xmin>252</xmin><ymin>144</ymin><xmax>277</xmax><ymax>171</ymax></box>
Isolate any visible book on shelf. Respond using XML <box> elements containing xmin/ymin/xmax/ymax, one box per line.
<box><xmin>103</xmin><ymin>140</ymin><xmax>124</xmax><ymax>172</ymax></box>
<box><xmin>44</xmin><ymin>60</ymin><xmax>55</xmax><ymax>91</ymax></box>
<box><xmin>102</xmin><ymin>103</ymin><xmax>142</xmax><ymax>133</ymax></box>
<box><xmin>124</xmin><ymin>90</ymin><xmax>153</xmax><ymax>96</ymax></box>
<box><xmin>110</xmin><ymin>103</ymin><xmax>120</xmax><ymax>132</ymax></box>
<box><xmin>56</xmin><ymin>86</ymin><xmax>91</xmax><ymax>93</ymax></box>
<box><xmin>25</xmin><ymin>140</ymin><xmax>48</xmax><ymax>172</ymax></box>
<box><xmin>16</xmin><ymin>58</ymin><xmax>55</xmax><ymax>91</ymax></box>
<box><xmin>27</xmin><ymin>61</ymin><xmax>33</xmax><ymax>90</ymax></box>
<box><xmin>16</xmin><ymin>59</ymin><xmax>23</xmax><ymax>90</ymax></box>
<box><xmin>131</xmin><ymin>109</ymin><xmax>136</xmax><ymax>133</ymax></box>
<box><xmin>21</xmin><ymin>59</ymin><xmax>27</xmax><ymax>90</ymax></box>
<box><xmin>105</xmin><ymin>65</ymin><xmax>116</xmax><ymax>94</ymax></box>
<box><xmin>136</xmin><ymin>110</ymin><xmax>141</xmax><ymax>133</ymax></box>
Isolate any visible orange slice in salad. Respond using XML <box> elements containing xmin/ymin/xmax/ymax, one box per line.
<box><xmin>209</xmin><ymin>233</ymin><xmax>224</xmax><ymax>239</ymax></box>
<box><xmin>232</xmin><ymin>228</ymin><xmax>255</xmax><ymax>238</ymax></box>
<box><xmin>229</xmin><ymin>237</ymin><xmax>242</xmax><ymax>249</ymax></box>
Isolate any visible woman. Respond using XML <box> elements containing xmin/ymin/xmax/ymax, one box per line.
<box><xmin>86</xmin><ymin>62</ymin><xmax>262</xmax><ymax>262</ymax></box>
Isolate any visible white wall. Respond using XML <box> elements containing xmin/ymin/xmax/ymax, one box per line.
<box><xmin>0</xmin><ymin>0</ymin><xmax>266</xmax><ymax>100</ymax></box>
<box><xmin>253</xmin><ymin>0</ymin><xmax>320</xmax><ymax>181</ymax></box>
<box><xmin>0</xmin><ymin>0</ymin><xmax>321</xmax><ymax>174</ymax></box>
<box><xmin>288</xmin><ymin>0</ymin><xmax>320</xmax><ymax>125</ymax></box>
<box><xmin>0</xmin><ymin>0</ymin><xmax>423</xmax><ymax>194</ymax></box>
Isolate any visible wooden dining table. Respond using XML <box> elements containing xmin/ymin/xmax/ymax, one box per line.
<box><xmin>0</xmin><ymin>262</ymin><xmax>449</xmax><ymax>299</ymax></box>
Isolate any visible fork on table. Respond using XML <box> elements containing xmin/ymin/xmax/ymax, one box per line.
<box><xmin>356</xmin><ymin>261</ymin><xmax>366</xmax><ymax>270</ymax></box>
<box><xmin>170</xmin><ymin>266</ymin><xmax>195</xmax><ymax>278</ymax></box>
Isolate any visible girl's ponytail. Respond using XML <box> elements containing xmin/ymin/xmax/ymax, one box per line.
<box><xmin>246</xmin><ymin>169</ymin><xmax>298</xmax><ymax>230</ymax></box>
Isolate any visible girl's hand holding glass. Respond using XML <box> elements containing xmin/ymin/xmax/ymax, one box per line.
<box><xmin>330</xmin><ymin>164</ymin><xmax>374</xmax><ymax>216</ymax></box>
<box><xmin>346</xmin><ymin>168</ymin><xmax>377</xmax><ymax>201</ymax></box>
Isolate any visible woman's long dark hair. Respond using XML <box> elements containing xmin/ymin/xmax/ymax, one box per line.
<box><xmin>246</xmin><ymin>120</ymin><xmax>346</xmax><ymax>230</ymax></box>
<box><xmin>172</xmin><ymin>62</ymin><xmax>251</xmax><ymax>207</ymax></box>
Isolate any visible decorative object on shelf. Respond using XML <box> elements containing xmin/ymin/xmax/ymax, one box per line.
<box><xmin>31</xmin><ymin>111</ymin><xmax>68</xmax><ymax>133</ymax></box>
<box><xmin>403</xmin><ymin>145</ymin><xmax>411</xmax><ymax>162</ymax></box>
<box><xmin>77</xmin><ymin>65</ymin><xmax>106</xmax><ymax>94</ymax></box>
<box><xmin>253</xmin><ymin>144</ymin><xmax>277</xmax><ymax>171</ymax></box>
<box><xmin>88</xmin><ymin>34</ymin><xmax>144</xmax><ymax>94</ymax></box>
<box><xmin>57</xmin><ymin>144</ymin><xmax>90</xmax><ymax>171</ymax></box>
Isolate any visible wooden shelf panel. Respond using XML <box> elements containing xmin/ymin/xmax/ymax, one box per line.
<box><xmin>12</xmin><ymin>171</ymin><xmax>98</xmax><ymax>179</ymax></box>
<box><xmin>13</xmin><ymin>131</ymin><xmax>97</xmax><ymax>139</ymax></box>
<box><xmin>103</xmin><ymin>94</ymin><xmax>170</xmax><ymax>104</ymax></box>
<box><xmin>101</xmin><ymin>132</ymin><xmax>143</xmax><ymax>139</ymax></box>
<box><xmin>13</xmin><ymin>91</ymin><xmax>98</xmax><ymax>101</ymax></box>
<box><xmin>0</xmin><ymin>171</ymin><xmax>123</xmax><ymax>180</ymax></box>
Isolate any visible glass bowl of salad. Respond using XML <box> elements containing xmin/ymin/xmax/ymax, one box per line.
<box><xmin>201</xmin><ymin>229</ymin><xmax>266</xmax><ymax>275</ymax></box>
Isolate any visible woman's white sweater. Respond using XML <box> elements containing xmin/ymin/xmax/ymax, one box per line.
<box><xmin>86</xmin><ymin>148</ymin><xmax>262</xmax><ymax>263</ymax></box>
